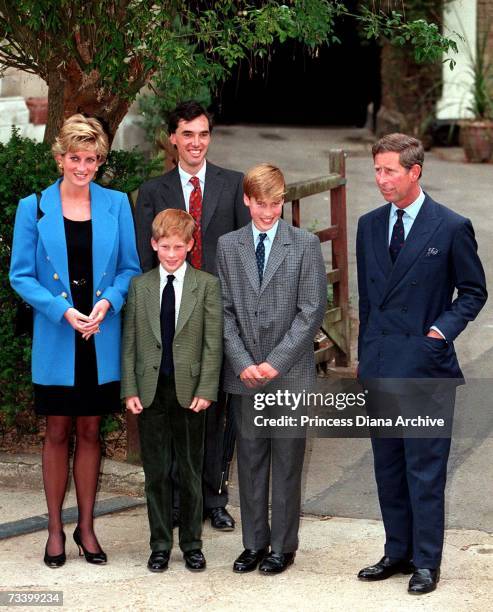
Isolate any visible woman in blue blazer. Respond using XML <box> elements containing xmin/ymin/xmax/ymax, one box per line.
<box><xmin>9</xmin><ymin>115</ymin><xmax>141</xmax><ymax>568</ymax></box>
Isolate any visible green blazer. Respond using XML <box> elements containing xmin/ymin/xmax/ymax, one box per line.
<box><xmin>121</xmin><ymin>264</ymin><xmax>223</xmax><ymax>409</ymax></box>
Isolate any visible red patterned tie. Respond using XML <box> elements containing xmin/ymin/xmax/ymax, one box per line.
<box><xmin>189</xmin><ymin>176</ymin><xmax>203</xmax><ymax>269</ymax></box>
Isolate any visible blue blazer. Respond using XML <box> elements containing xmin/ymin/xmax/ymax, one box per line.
<box><xmin>9</xmin><ymin>179</ymin><xmax>141</xmax><ymax>386</ymax></box>
<box><xmin>356</xmin><ymin>194</ymin><xmax>487</xmax><ymax>380</ymax></box>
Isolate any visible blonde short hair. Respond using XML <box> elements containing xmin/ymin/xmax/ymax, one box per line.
<box><xmin>243</xmin><ymin>163</ymin><xmax>286</xmax><ymax>202</ymax></box>
<box><xmin>152</xmin><ymin>209</ymin><xmax>195</xmax><ymax>242</ymax></box>
<box><xmin>51</xmin><ymin>114</ymin><xmax>109</xmax><ymax>162</ymax></box>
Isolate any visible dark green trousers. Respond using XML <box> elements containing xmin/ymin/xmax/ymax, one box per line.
<box><xmin>138</xmin><ymin>374</ymin><xmax>205</xmax><ymax>552</ymax></box>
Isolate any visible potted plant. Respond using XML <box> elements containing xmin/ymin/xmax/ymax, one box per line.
<box><xmin>459</xmin><ymin>23</ymin><xmax>493</xmax><ymax>162</ymax></box>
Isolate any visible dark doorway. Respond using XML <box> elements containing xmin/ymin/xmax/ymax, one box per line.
<box><xmin>215</xmin><ymin>10</ymin><xmax>380</xmax><ymax>126</ymax></box>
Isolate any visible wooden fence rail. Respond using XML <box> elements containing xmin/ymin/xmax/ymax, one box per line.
<box><xmin>285</xmin><ymin>149</ymin><xmax>350</xmax><ymax>368</ymax></box>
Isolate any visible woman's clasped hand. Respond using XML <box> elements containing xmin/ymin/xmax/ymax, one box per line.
<box><xmin>64</xmin><ymin>298</ymin><xmax>111</xmax><ymax>340</ymax></box>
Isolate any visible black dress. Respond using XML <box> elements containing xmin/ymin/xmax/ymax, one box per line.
<box><xmin>34</xmin><ymin>218</ymin><xmax>121</xmax><ymax>416</ymax></box>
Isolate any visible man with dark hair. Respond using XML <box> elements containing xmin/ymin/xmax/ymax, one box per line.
<box><xmin>135</xmin><ymin>100</ymin><xmax>250</xmax><ymax>531</ymax></box>
<box><xmin>356</xmin><ymin>133</ymin><xmax>487</xmax><ymax>594</ymax></box>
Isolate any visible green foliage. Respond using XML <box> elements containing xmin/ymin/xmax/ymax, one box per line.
<box><xmin>0</xmin><ymin>131</ymin><xmax>58</xmax><ymax>427</ymax></box>
<box><xmin>100</xmin><ymin>413</ymin><xmax>122</xmax><ymax>437</ymax></box>
<box><xmin>99</xmin><ymin>149</ymin><xmax>163</xmax><ymax>193</ymax></box>
<box><xmin>137</xmin><ymin>1</ymin><xmax>460</xmax><ymax>142</ymax></box>
<box><xmin>357</xmin><ymin>4</ymin><xmax>458</xmax><ymax>68</ymax></box>
<box><xmin>464</xmin><ymin>23</ymin><xmax>493</xmax><ymax>119</ymax></box>
<box><xmin>0</xmin><ymin>128</ymin><xmax>158</xmax><ymax>432</ymax></box>
<box><xmin>1</xmin><ymin>2</ymin><xmax>459</xmax><ymax>143</ymax></box>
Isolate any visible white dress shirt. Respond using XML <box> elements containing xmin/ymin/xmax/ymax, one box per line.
<box><xmin>159</xmin><ymin>260</ymin><xmax>187</xmax><ymax>326</ymax></box>
<box><xmin>252</xmin><ymin>220</ymin><xmax>279</xmax><ymax>275</ymax></box>
<box><xmin>177</xmin><ymin>161</ymin><xmax>207</xmax><ymax>212</ymax></box>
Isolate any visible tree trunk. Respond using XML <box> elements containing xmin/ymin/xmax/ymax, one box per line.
<box><xmin>44</xmin><ymin>61</ymin><xmax>132</xmax><ymax>147</ymax></box>
<box><xmin>44</xmin><ymin>69</ymin><xmax>66</xmax><ymax>145</ymax></box>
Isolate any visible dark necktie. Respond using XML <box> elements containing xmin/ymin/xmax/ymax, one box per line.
<box><xmin>160</xmin><ymin>274</ymin><xmax>175</xmax><ymax>375</ymax></box>
<box><xmin>256</xmin><ymin>233</ymin><xmax>267</xmax><ymax>282</ymax></box>
<box><xmin>189</xmin><ymin>176</ymin><xmax>203</xmax><ymax>269</ymax></box>
<box><xmin>389</xmin><ymin>209</ymin><xmax>405</xmax><ymax>264</ymax></box>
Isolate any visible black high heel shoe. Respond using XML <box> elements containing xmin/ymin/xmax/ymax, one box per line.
<box><xmin>44</xmin><ymin>532</ymin><xmax>66</xmax><ymax>568</ymax></box>
<box><xmin>73</xmin><ymin>526</ymin><xmax>107</xmax><ymax>564</ymax></box>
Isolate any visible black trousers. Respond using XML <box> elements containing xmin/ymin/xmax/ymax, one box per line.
<box><xmin>172</xmin><ymin>391</ymin><xmax>228</xmax><ymax>511</ymax></box>
<box><xmin>138</xmin><ymin>374</ymin><xmax>205</xmax><ymax>552</ymax></box>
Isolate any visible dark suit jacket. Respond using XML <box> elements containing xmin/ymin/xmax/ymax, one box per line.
<box><xmin>135</xmin><ymin>162</ymin><xmax>250</xmax><ymax>274</ymax></box>
<box><xmin>356</xmin><ymin>193</ymin><xmax>487</xmax><ymax>380</ymax></box>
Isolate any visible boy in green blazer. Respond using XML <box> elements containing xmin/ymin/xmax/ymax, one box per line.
<box><xmin>121</xmin><ymin>208</ymin><xmax>223</xmax><ymax>573</ymax></box>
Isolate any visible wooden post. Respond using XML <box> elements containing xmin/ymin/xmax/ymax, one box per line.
<box><xmin>329</xmin><ymin>150</ymin><xmax>350</xmax><ymax>366</ymax></box>
<box><xmin>291</xmin><ymin>199</ymin><xmax>301</xmax><ymax>227</ymax></box>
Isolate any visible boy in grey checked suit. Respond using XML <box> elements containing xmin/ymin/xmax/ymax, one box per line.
<box><xmin>216</xmin><ymin>164</ymin><xmax>327</xmax><ymax>575</ymax></box>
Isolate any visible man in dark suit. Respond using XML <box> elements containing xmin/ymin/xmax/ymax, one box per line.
<box><xmin>356</xmin><ymin>134</ymin><xmax>487</xmax><ymax>594</ymax></box>
<box><xmin>135</xmin><ymin>101</ymin><xmax>250</xmax><ymax>530</ymax></box>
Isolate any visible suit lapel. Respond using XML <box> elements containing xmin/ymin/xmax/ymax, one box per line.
<box><xmin>202</xmin><ymin>162</ymin><xmax>224</xmax><ymax>235</ymax></box>
<box><xmin>238</xmin><ymin>224</ymin><xmax>261</xmax><ymax>294</ymax></box>
<box><xmin>163</xmin><ymin>167</ymin><xmax>187</xmax><ymax>211</ymax></box>
<box><xmin>90</xmin><ymin>182</ymin><xmax>117</xmax><ymax>292</ymax></box>
<box><xmin>175</xmin><ymin>265</ymin><xmax>198</xmax><ymax>337</ymax></box>
<box><xmin>372</xmin><ymin>203</ymin><xmax>393</xmax><ymax>278</ymax></box>
<box><xmin>260</xmin><ymin>221</ymin><xmax>290</xmax><ymax>296</ymax></box>
<box><xmin>382</xmin><ymin>196</ymin><xmax>442</xmax><ymax>301</ymax></box>
<box><xmin>37</xmin><ymin>180</ymin><xmax>70</xmax><ymax>293</ymax></box>
<box><xmin>144</xmin><ymin>267</ymin><xmax>162</xmax><ymax>343</ymax></box>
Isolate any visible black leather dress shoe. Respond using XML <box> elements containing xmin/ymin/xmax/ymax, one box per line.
<box><xmin>358</xmin><ymin>556</ymin><xmax>414</xmax><ymax>581</ymax></box>
<box><xmin>183</xmin><ymin>549</ymin><xmax>206</xmax><ymax>572</ymax></box>
<box><xmin>258</xmin><ymin>551</ymin><xmax>295</xmax><ymax>574</ymax></box>
<box><xmin>408</xmin><ymin>568</ymin><xmax>440</xmax><ymax>594</ymax></box>
<box><xmin>206</xmin><ymin>507</ymin><xmax>235</xmax><ymax>531</ymax></box>
<box><xmin>233</xmin><ymin>548</ymin><xmax>269</xmax><ymax>573</ymax></box>
<box><xmin>147</xmin><ymin>550</ymin><xmax>170</xmax><ymax>572</ymax></box>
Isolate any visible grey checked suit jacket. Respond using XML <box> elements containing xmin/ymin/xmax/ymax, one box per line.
<box><xmin>216</xmin><ymin>220</ymin><xmax>327</xmax><ymax>395</ymax></box>
<box><xmin>135</xmin><ymin>162</ymin><xmax>250</xmax><ymax>274</ymax></box>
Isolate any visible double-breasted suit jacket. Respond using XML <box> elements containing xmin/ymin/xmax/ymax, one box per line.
<box><xmin>9</xmin><ymin>179</ymin><xmax>141</xmax><ymax>386</ymax></box>
<box><xmin>120</xmin><ymin>264</ymin><xmax>223</xmax><ymax>409</ymax></box>
<box><xmin>357</xmin><ymin>193</ymin><xmax>487</xmax><ymax>381</ymax></box>
<box><xmin>135</xmin><ymin>162</ymin><xmax>250</xmax><ymax>274</ymax></box>
<box><xmin>356</xmin><ymin>192</ymin><xmax>487</xmax><ymax>569</ymax></box>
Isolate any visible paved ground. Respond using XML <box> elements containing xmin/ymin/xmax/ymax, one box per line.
<box><xmin>0</xmin><ymin>126</ymin><xmax>492</xmax><ymax>610</ymax></box>
<box><xmin>0</xmin><ymin>467</ymin><xmax>492</xmax><ymax>612</ymax></box>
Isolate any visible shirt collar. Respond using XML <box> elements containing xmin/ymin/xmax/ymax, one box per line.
<box><xmin>178</xmin><ymin>160</ymin><xmax>207</xmax><ymax>188</ymax></box>
<box><xmin>159</xmin><ymin>260</ymin><xmax>187</xmax><ymax>284</ymax></box>
<box><xmin>251</xmin><ymin>220</ymin><xmax>279</xmax><ymax>243</ymax></box>
<box><xmin>391</xmin><ymin>188</ymin><xmax>425</xmax><ymax>220</ymax></box>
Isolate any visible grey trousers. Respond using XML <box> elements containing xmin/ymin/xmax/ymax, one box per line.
<box><xmin>231</xmin><ymin>394</ymin><xmax>306</xmax><ymax>553</ymax></box>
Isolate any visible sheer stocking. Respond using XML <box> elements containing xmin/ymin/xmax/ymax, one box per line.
<box><xmin>73</xmin><ymin>415</ymin><xmax>103</xmax><ymax>552</ymax></box>
<box><xmin>42</xmin><ymin>415</ymin><xmax>72</xmax><ymax>555</ymax></box>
